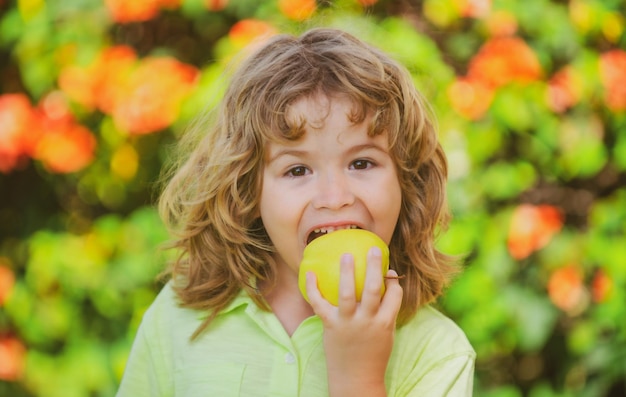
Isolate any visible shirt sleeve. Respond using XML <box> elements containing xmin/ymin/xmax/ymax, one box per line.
<box><xmin>116</xmin><ymin>302</ymin><xmax>174</xmax><ymax>397</ymax></box>
<box><xmin>404</xmin><ymin>353</ymin><xmax>475</xmax><ymax>397</ymax></box>
<box><xmin>387</xmin><ymin>306</ymin><xmax>476</xmax><ymax>397</ymax></box>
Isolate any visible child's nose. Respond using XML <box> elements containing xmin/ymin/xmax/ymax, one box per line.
<box><xmin>312</xmin><ymin>171</ymin><xmax>355</xmax><ymax>210</ymax></box>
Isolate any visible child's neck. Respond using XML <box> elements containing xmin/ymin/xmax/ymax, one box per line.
<box><xmin>260</xmin><ymin>272</ymin><xmax>315</xmax><ymax>337</ymax></box>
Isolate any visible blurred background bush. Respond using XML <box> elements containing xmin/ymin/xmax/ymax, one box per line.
<box><xmin>1</xmin><ymin>0</ymin><xmax>625</xmax><ymax>396</ymax></box>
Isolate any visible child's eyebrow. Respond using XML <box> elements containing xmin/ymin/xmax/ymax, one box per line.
<box><xmin>267</xmin><ymin>143</ymin><xmax>389</xmax><ymax>164</ymax></box>
<box><xmin>266</xmin><ymin>148</ymin><xmax>308</xmax><ymax>164</ymax></box>
<box><xmin>346</xmin><ymin>143</ymin><xmax>390</xmax><ymax>156</ymax></box>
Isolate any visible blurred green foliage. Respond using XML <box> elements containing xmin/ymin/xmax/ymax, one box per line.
<box><xmin>1</xmin><ymin>0</ymin><xmax>625</xmax><ymax>396</ymax></box>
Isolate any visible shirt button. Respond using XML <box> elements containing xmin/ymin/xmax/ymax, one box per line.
<box><xmin>284</xmin><ymin>352</ymin><xmax>296</xmax><ymax>364</ymax></box>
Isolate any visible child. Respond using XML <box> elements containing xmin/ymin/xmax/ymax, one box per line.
<box><xmin>117</xmin><ymin>27</ymin><xmax>475</xmax><ymax>396</ymax></box>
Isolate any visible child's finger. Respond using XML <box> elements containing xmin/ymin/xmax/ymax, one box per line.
<box><xmin>360</xmin><ymin>246</ymin><xmax>384</xmax><ymax>315</ymax></box>
<box><xmin>305</xmin><ymin>271</ymin><xmax>333</xmax><ymax>315</ymax></box>
<box><xmin>337</xmin><ymin>253</ymin><xmax>357</xmax><ymax>317</ymax></box>
<box><xmin>379</xmin><ymin>269</ymin><xmax>403</xmax><ymax>321</ymax></box>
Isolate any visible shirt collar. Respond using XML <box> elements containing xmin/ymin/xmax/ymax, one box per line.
<box><xmin>220</xmin><ymin>289</ymin><xmax>255</xmax><ymax>315</ymax></box>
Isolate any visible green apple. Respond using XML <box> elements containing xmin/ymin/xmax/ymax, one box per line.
<box><xmin>298</xmin><ymin>228</ymin><xmax>390</xmax><ymax>306</ymax></box>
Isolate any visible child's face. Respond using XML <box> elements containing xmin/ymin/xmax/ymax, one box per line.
<box><xmin>259</xmin><ymin>94</ymin><xmax>402</xmax><ymax>279</ymax></box>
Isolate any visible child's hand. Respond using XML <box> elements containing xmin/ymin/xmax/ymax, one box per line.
<box><xmin>305</xmin><ymin>246</ymin><xmax>403</xmax><ymax>397</ymax></box>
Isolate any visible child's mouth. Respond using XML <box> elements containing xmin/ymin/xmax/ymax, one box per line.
<box><xmin>306</xmin><ymin>225</ymin><xmax>360</xmax><ymax>245</ymax></box>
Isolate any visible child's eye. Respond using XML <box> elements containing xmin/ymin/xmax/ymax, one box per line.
<box><xmin>350</xmin><ymin>159</ymin><xmax>374</xmax><ymax>170</ymax></box>
<box><xmin>285</xmin><ymin>165</ymin><xmax>309</xmax><ymax>177</ymax></box>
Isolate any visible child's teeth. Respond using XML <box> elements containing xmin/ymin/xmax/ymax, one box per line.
<box><xmin>314</xmin><ymin>225</ymin><xmax>358</xmax><ymax>235</ymax></box>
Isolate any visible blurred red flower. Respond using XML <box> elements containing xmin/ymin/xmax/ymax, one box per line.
<box><xmin>0</xmin><ymin>92</ymin><xmax>96</xmax><ymax>174</ymax></box>
<box><xmin>34</xmin><ymin>119</ymin><xmax>96</xmax><ymax>173</ymax></box>
<box><xmin>205</xmin><ymin>0</ymin><xmax>228</xmax><ymax>11</ymax></box>
<box><xmin>60</xmin><ymin>46</ymin><xmax>198</xmax><ymax>134</ymax></box>
<box><xmin>468</xmin><ymin>37</ymin><xmax>542</xmax><ymax>89</ymax></box>
<box><xmin>0</xmin><ymin>336</ymin><xmax>26</xmax><ymax>381</ymax></box>
<box><xmin>229</xmin><ymin>19</ymin><xmax>277</xmax><ymax>49</ymax></box>
<box><xmin>591</xmin><ymin>269</ymin><xmax>613</xmax><ymax>303</ymax></box>
<box><xmin>279</xmin><ymin>0</ymin><xmax>316</xmax><ymax>21</ymax></box>
<box><xmin>450</xmin><ymin>36</ymin><xmax>541</xmax><ymax>119</ymax></box>
<box><xmin>0</xmin><ymin>263</ymin><xmax>15</xmax><ymax>306</ymax></box>
<box><xmin>507</xmin><ymin>204</ymin><xmax>564</xmax><ymax>260</ymax></box>
<box><xmin>458</xmin><ymin>0</ymin><xmax>491</xmax><ymax>18</ymax></box>
<box><xmin>0</xmin><ymin>94</ymin><xmax>39</xmax><ymax>173</ymax></box>
<box><xmin>599</xmin><ymin>49</ymin><xmax>626</xmax><ymax>111</ymax></box>
<box><xmin>59</xmin><ymin>45</ymin><xmax>137</xmax><ymax>112</ymax></box>
<box><xmin>90</xmin><ymin>46</ymin><xmax>139</xmax><ymax>115</ymax></box>
<box><xmin>104</xmin><ymin>0</ymin><xmax>160</xmax><ymax>23</ymax></box>
<box><xmin>111</xmin><ymin>57</ymin><xmax>199</xmax><ymax>134</ymax></box>
<box><xmin>33</xmin><ymin>95</ymin><xmax>97</xmax><ymax>173</ymax></box>
<box><xmin>158</xmin><ymin>0</ymin><xmax>182</xmax><ymax>8</ymax></box>
<box><xmin>547</xmin><ymin>265</ymin><xmax>587</xmax><ymax>313</ymax></box>
<box><xmin>547</xmin><ymin>65</ymin><xmax>583</xmax><ymax>113</ymax></box>
<box><xmin>485</xmin><ymin>10</ymin><xmax>518</xmax><ymax>37</ymax></box>
<box><xmin>448</xmin><ymin>76</ymin><xmax>494</xmax><ymax>120</ymax></box>
<box><xmin>104</xmin><ymin>0</ymin><xmax>182</xmax><ymax>23</ymax></box>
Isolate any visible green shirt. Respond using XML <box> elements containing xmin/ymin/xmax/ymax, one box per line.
<box><xmin>117</xmin><ymin>283</ymin><xmax>475</xmax><ymax>396</ymax></box>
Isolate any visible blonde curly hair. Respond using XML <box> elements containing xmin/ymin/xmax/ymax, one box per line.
<box><xmin>159</xmin><ymin>28</ymin><xmax>456</xmax><ymax>338</ymax></box>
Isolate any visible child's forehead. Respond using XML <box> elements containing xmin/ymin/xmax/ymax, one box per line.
<box><xmin>260</xmin><ymin>95</ymin><xmax>390</xmax><ymax>158</ymax></box>
<box><xmin>257</xmin><ymin>91</ymin><xmax>383</xmax><ymax>150</ymax></box>
<box><xmin>286</xmin><ymin>93</ymin><xmax>363</xmax><ymax>129</ymax></box>
<box><xmin>289</xmin><ymin>94</ymin><xmax>332</xmax><ymax>114</ymax></box>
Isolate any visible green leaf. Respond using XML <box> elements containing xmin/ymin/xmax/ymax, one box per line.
<box><xmin>465</xmin><ymin>121</ymin><xmax>505</xmax><ymax>165</ymax></box>
<box><xmin>482</xmin><ymin>385</ymin><xmax>523</xmax><ymax>397</ymax></box>
<box><xmin>568</xmin><ymin>320</ymin><xmax>598</xmax><ymax>355</ymax></box>
<box><xmin>0</xmin><ymin>8</ymin><xmax>25</xmax><ymax>47</ymax></box>
<box><xmin>503</xmin><ymin>285</ymin><xmax>559</xmax><ymax>352</ymax></box>
<box><xmin>478</xmin><ymin>161</ymin><xmax>537</xmax><ymax>200</ymax></box>
<box><xmin>557</xmin><ymin>114</ymin><xmax>608</xmax><ymax>178</ymax></box>
<box><xmin>491</xmin><ymin>87</ymin><xmax>536</xmax><ymax>132</ymax></box>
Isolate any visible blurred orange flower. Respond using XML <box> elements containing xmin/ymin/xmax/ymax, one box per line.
<box><xmin>599</xmin><ymin>49</ymin><xmax>626</xmax><ymax>111</ymax></box>
<box><xmin>468</xmin><ymin>37</ymin><xmax>543</xmax><ymax>88</ymax></box>
<box><xmin>458</xmin><ymin>0</ymin><xmax>491</xmax><ymax>18</ymax></box>
<box><xmin>34</xmin><ymin>115</ymin><xmax>97</xmax><ymax>174</ymax></box>
<box><xmin>229</xmin><ymin>19</ymin><xmax>277</xmax><ymax>49</ymax></box>
<box><xmin>158</xmin><ymin>0</ymin><xmax>183</xmax><ymax>8</ymax></box>
<box><xmin>0</xmin><ymin>336</ymin><xmax>26</xmax><ymax>381</ymax></box>
<box><xmin>0</xmin><ymin>263</ymin><xmax>15</xmax><ymax>306</ymax></box>
<box><xmin>59</xmin><ymin>45</ymin><xmax>137</xmax><ymax>112</ymax></box>
<box><xmin>58</xmin><ymin>67</ymin><xmax>96</xmax><ymax>110</ymax></box>
<box><xmin>279</xmin><ymin>0</ymin><xmax>316</xmax><ymax>21</ymax></box>
<box><xmin>205</xmin><ymin>0</ymin><xmax>228</xmax><ymax>11</ymax></box>
<box><xmin>104</xmin><ymin>0</ymin><xmax>182</xmax><ymax>23</ymax></box>
<box><xmin>547</xmin><ymin>65</ymin><xmax>583</xmax><ymax>113</ymax></box>
<box><xmin>104</xmin><ymin>0</ymin><xmax>160</xmax><ymax>23</ymax></box>
<box><xmin>591</xmin><ymin>269</ymin><xmax>613</xmax><ymax>303</ymax></box>
<box><xmin>111</xmin><ymin>57</ymin><xmax>199</xmax><ymax>134</ymax></box>
<box><xmin>547</xmin><ymin>265</ymin><xmax>587</xmax><ymax>314</ymax></box>
<box><xmin>484</xmin><ymin>10</ymin><xmax>518</xmax><ymax>37</ymax></box>
<box><xmin>90</xmin><ymin>46</ymin><xmax>139</xmax><ymax>115</ymax></box>
<box><xmin>0</xmin><ymin>94</ymin><xmax>39</xmax><ymax>173</ymax></box>
<box><xmin>0</xmin><ymin>92</ymin><xmax>96</xmax><ymax>174</ymax></box>
<box><xmin>507</xmin><ymin>204</ymin><xmax>564</xmax><ymax>260</ymax></box>
<box><xmin>27</xmin><ymin>91</ymin><xmax>96</xmax><ymax>173</ymax></box>
<box><xmin>60</xmin><ymin>47</ymin><xmax>198</xmax><ymax>134</ymax></box>
<box><xmin>448</xmin><ymin>76</ymin><xmax>494</xmax><ymax>120</ymax></box>
<box><xmin>450</xmin><ymin>36</ymin><xmax>541</xmax><ymax>119</ymax></box>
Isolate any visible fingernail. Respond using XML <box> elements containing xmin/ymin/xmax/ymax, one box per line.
<box><xmin>341</xmin><ymin>253</ymin><xmax>352</xmax><ymax>264</ymax></box>
<box><xmin>370</xmin><ymin>246</ymin><xmax>381</xmax><ymax>258</ymax></box>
